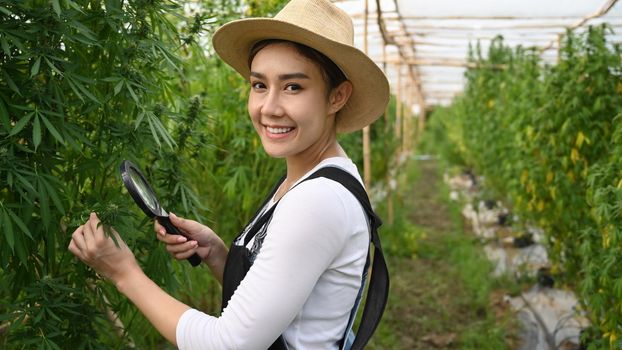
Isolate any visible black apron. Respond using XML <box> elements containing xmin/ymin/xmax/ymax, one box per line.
<box><xmin>220</xmin><ymin>167</ymin><xmax>389</xmax><ymax>350</ymax></box>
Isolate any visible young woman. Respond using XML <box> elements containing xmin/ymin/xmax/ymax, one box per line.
<box><xmin>68</xmin><ymin>0</ymin><xmax>389</xmax><ymax>348</ymax></box>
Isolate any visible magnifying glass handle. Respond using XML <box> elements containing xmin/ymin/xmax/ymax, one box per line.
<box><xmin>157</xmin><ymin>216</ymin><xmax>202</xmax><ymax>267</ymax></box>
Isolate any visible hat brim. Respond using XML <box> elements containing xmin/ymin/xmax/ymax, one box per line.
<box><xmin>212</xmin><ymin>18</ymin><xmax>390</xmax><ymax>133</ymax></box>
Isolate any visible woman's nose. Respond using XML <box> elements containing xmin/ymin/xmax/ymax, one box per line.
<box><xmin>260</xmin><ymin>89</ymin><xmax>284</xmax><ymax>117</ymax></box>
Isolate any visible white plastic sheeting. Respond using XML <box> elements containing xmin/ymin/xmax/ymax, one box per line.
<box><xmin>445</xmin><ymin>171</ymin><xmax>589</xmax><ymax>350</ymax></box>
<box><xmin>333</xmin><ymin>0</ymin><xmax>622</xmax><ymax>107</ymax></box>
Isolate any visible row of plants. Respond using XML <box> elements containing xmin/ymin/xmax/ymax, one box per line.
<box><xmin>0</xmin><ymin>0</ymin><xmax>403</xmax><ymax>348</ymax></box>
<box><xmin>430</xmin><ymin>25</ymin><xmax>622</xmax><ymax>349</ymax></box>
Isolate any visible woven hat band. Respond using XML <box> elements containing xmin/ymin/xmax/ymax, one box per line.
<box><xmin>274</xmin><ymin>0</ymin><xmax>354</xmax><ymax>46</ymax></box>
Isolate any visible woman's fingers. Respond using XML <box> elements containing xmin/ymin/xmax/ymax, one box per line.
<box><xmin>165</xmin><ymin>240</ymin><xmax>197</xmax><ymax>253</ymax></box>
<box><xmin>156</xmin><ymin>230</ymin><xmax>189</xmax><ymax>244</ymax></box>
<box><xmin>164</xmin><ymin>239</ymin><xmax>199</xmax><ymax>261</ymax></box>
<box><xmin>153</xmin><ymin>214</ymin><xmax>214</xmax><ymax>262</ymax></box>
<box><xmin>173</xmin><ymin>249</ymin><xmax>198</xmax><ymax>260</ymax></box>
<box><xmin>81</xmin><ymin>219</ymin><xmax>95</xmax><ymax>250</ymax></box>
<box><xmin>70</xmin><ymin>213</ymin><xmax>123</xmax><ymax>258</ymax></box>
<box><xmin>71</xmin><ymin>225</ymin><xmax>87</xmax><ymax>251</ymax></box>
<box><xmin>87</xmin><ymin>212</ymin><xmax>99</xmax><ymax>232</ymax></box>
<box><xmin>67</xmin><ymin>212</ymin><xmax>138</xmax><ymax>283</ymax></box>
<box><xmin>88</xmin><ymin>212</ymin><xmax>105</xmax><ymax>241</ymax></box>
<box><xmin>154</xmin><ymin>219</ymin><xmax>166</xmax><ymax>236</ymax></box>
<box><xmin>68</xmin><ymin>229</ymin><xmax>85</xmax><ymax>259</ymax></box>
<box><xmin>169</xmin><ymin>213</ymin><xmax>203</xmax><ymax>237</ymax></box>
<box><xmin>68</xmin><ymin>239</ymin><xmax>79</xmax><ymax>256</ymax></box>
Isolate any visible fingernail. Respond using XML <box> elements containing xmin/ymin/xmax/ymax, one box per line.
<box><xmin>159</xmin><ymin>229</ymin><xmax>165</xmax><ymax>236</ymax></box>
<box><xmin>177</xmin><ymin>236</ymin><xmax>187</xmax><ymax>243</ymax></box>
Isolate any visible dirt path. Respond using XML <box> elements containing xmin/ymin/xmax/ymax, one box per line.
<box><xmin>369</xmin><ymin>159</ymin><xmax>514</xmax><ymax>349</ymax></box>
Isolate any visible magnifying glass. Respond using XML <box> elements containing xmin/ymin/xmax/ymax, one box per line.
<box><xmin>119</xmin><ymin>160</ymin><xmax>201</xmax><ymax>267</ymax></box>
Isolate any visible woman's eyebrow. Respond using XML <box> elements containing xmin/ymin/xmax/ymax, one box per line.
<box><xmin>250</xmin><ymin>71</ymin><xmax>310</xmax><ymax>80</ymax></box>
<box><xmin>250</xmin><ymin>71</ymin><xmax>265</xmax><ymax>79</ymax></box>
<box><xmin>278</xmin><ymin>72</ymin><xmax>310</xmax><ymax>80</ymax></box>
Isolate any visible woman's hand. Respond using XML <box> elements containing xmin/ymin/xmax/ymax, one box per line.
<box><xmin>154</xmin><ymin>213</ymin><xmax>228</xmax><ymax>283</ymax></box>
<box><xmin>68</xmin><ymin>212</ymin><xmax>140</xmax><ymax>286</ymax></box>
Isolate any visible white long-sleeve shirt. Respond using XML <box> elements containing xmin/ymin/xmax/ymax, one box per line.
<box><xmin>176</xmin><ymin>157</ymin><xmax>369</xmax><ymax>349</ymax></box>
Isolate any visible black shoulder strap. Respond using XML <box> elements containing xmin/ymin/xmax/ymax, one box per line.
<box><xmin>305</xmin><ymin>167</ymin><xmax>390</xmax><ymax>350</ymax></box>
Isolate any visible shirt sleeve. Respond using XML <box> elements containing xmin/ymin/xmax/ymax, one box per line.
<box><xmin>176</xmin><ymin>178</ymin><xmax>353</xmax><ymax>349</ymax></box>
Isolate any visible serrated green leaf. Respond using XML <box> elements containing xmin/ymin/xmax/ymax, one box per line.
<box><xmin>65</xmin><ymin>78</ymin><xmax>84</xmax><ymax>102</ymax></box>
<box><xmin>155</xmin><ymin>44</ymin><xmax>181</xmax><ymax>72</ymax></box>
<box><xmin>66</xmin><ymin>0</ymin><xmax>82</xmax><ymax>12</ymax></box>
<box><xmin>0</xmin><ymin>98</ymin><xmax>9</xmax><ymax>132</ymax></box>
<box><xmin>134</xmin><ymin>111</ymin><xmax>145</xmax><ymax>129</ymax></box>
<box><xmin>33</xmin><ymin>115</ymin><xmax>41</xmax><ymax>150</ymax></box>
<box><xmin>64</xmin><ymin>130</ymin><xmax>79</xmax><ymax>150</ymax></box>
<box><xmin>0</xmin><ymin>37</ymin><xmax>10</xmax><ymax>56</ymax></box>
<box><xmin>2</xmin><ymin>70</ymin><xmax>21</xmax><ymax>95</ymax></box>
<box><xmin>39</xmin><ymin>108</ymin><xmax>63</xmax><ymax>118</ymax></box>
<box><xmin>150</xmin><ymin>114</ymin><xmax>175</xmax><ymax>149</ymax></box>
<box><xmin>30</xmin><ymin>56</ymin><xmax>41</xmax><ymax>77</ymax></box>
<box><xmin>40</xmin><ymin>114</ymin><xmax>65</xmax><ymax>144</ymax></box>
<box><xmin>0</xmin><ymin>6</ymin><xmax>12</xmax><ymax>16</ymax></box>
<box><xmin>37</xmin><ymin>178</ymin><xmax>51</xmax><ymax>228</ymax></box>
<box><xmin>44</xmin><ymin>337</ymin><xmax>62</xmax><ymax>350</ymax></box>
<box><xmin>15</xmin><ymin>172</ymin><xmax>37</xmax><ymax>197</ymax></box>
<box><xmin>44</xmin><ymin>57</ymin><xmax>63</xmax><ymax>76</ymax></box>
<box><xmin>101</xmin><ymin>76</ymin><xmax>120</xmax><ymax>82</ymax></box>
<box><xmin>69</xmin><ymin>77</ymin><xmax>100</xmax><ymax>104</ymax></box>
<box><xmin>180</xmin><ymin>185</ymin><xmax>188</xmax><ymax>212</ymax></box>
<box><xmin>6</xmin><ymin>34</ymin><xmax>25</xmax><ymax>52</ymax></box>
<box><xmin>71</xmin><ymin>33</ymin><xmax>99</xmax><ymax>46</ymax></box>
<box><xmin>126</xmin><ymin>83</ymin><xmax>140</xmax><ymax>104</ymax></box>
<box><xmin>40</xmin><ymin>176</ymin><xmax>65</xmax><ymax>215</ymax></box>
<box><xmin>8</xmin><ymin>112</ymin><xmax>33</xmax><ymax>136</ymax></box>
<box><xmin>147</xmin><ymin>115</ymin><xmax>162</xmax><ymax>148</ymax></box>
<box><xmin>7</xmin><ymin>208</ymin><xmax>33</xmax><ymax>239</ymax></box>
<box><xmin>14</xmin><ymin>236</ymin><xmax>27</xmax><ymax>265</ymax></box>
<box><xmin>113</xmin><ymin>80</ymin><xmax>124</xmax><ymax>95</ymax></box>
<box><xmin>52</xmin><ymin>0</ymin><xmax>61</xmax><ymax>17</ymax></box>
<box><xmin>2</xmin><ymin>210</ymin><xmax>14</xmax><ymax>251</ymax></box>
<box><xmin>69</xmin><ymin>20</ymin><xmax>98</xmax><ymax>42</ymax></box>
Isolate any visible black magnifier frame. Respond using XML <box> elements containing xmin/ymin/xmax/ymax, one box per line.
<box><xmin>120</xmin><ymin>160</ymin><xmax>201</xmax><ymax>267</ymax></box>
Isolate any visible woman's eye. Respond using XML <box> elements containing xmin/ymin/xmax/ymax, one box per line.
<box><xmin>285</xmin><ymin>84</ymin><xmax>301</xmax><ymax>92</ymax></box>
<box><xmin>251</xmin><ymin>82</ymin><xmax>266</xmax><ymax>89</ymax></box>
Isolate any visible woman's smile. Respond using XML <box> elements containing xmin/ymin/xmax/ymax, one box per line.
<box><xmin>264</xmin><ymin>124</ymin><xmax>296</xmax><ymax>139</ymax></box>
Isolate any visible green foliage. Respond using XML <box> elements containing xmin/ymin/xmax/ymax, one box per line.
<box><xmin>375</xmin><ymin>156</ymin><xmax>421</xmax><ymax>258</ymax></box>
<box><xmin>245</xmin><ymin>0</ymin><xmax>287</xmax><ymax>16</ymax></box>
<box><xmin>432</xmin><ymin>25</ymin><xmax>622</xmax><ymax>349</ymax></box>
<box><xmin>0</xmin><ymin>0</ymin><xmax>396</xmax><ymax>347</ymax></box>
<box><xmin>0</xmin><ymin>0</ymin><xmax>222</xmax><ymax>347</ymax></box>
<box><xmin>418</xmin><ymin>106</ymin><xmax>466</xmax><ymax>167</ymax></box>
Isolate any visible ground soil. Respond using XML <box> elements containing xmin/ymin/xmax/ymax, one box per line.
<box><xmin>368</xmin><ymin>159</ymin><xmax>516</xmax><ymax>349</ymax></box>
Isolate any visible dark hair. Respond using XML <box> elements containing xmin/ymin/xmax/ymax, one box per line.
<box><xmin>248</xmin><ymin>39</ymin><xmax>348</xmax><ymax>95</ymax></box>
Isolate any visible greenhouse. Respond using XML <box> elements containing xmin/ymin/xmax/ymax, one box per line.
<box><xmin>1</xmin><ymin>0</ymin><xmax>622</xmax><ymax>349</ymax></box>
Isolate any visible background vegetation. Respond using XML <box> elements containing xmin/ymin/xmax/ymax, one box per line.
<box><xmin>430</xmin><ymin>25</ymin><xmax>622</xmax><ymax>349</ymax></box>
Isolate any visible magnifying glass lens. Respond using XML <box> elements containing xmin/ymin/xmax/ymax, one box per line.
<box><xmin>120</xmin><ymin>160</ymin><xmax>201</xmax><ymax>267</ymax></box>
<box><xmin>128</xmin><ymin>167</ymin><xmax>159</xmax><ymax>212</ymax></box>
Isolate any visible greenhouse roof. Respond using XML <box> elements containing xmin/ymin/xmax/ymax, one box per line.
<box><xmin>333</xmin><ymin>0</ymin><xmax>622</xmax><ymax>111</ymax></box>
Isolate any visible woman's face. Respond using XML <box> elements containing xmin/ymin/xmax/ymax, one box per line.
<box><xmin>247</xmin><ymin>43</ymin><xmax>340</xmax><ymax>160</ymax></box>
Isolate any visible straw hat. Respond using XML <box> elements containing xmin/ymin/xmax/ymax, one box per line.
<box><xmin>212</xmin><ymin>0</ymin><xmax>390</xmax><ymax>133</ymax></box>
